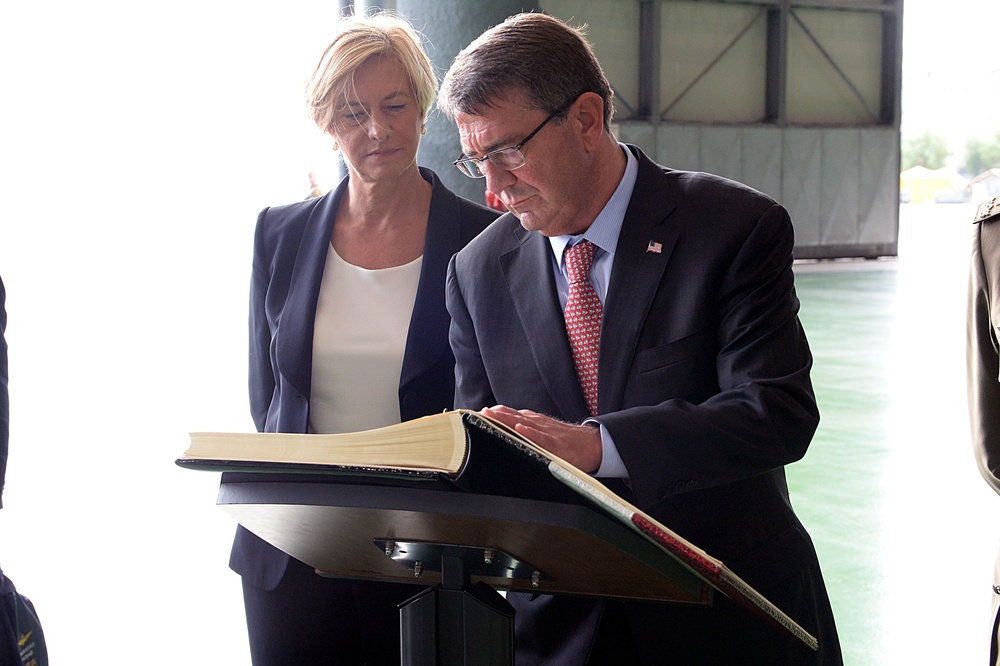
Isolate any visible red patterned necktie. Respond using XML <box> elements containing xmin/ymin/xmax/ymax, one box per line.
<box><xmin>563</xmin><ymin>240</ymin><xmax>602</xmax><ymax>416</ymax></box>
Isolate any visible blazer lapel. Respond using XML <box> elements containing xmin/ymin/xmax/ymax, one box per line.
<box><xmin>599</xmin><ymin>153</ymin><xmax>678</xmax><ymax>414</ymax></box>
<box><xmin>275</xmin><ymin>182</ymin><xmax>343</xmax><ymax>403</ymax></box>
<box><xmin>398</xmin><ymin>171</ymin><xmax>460</xmax><ymax>392</ymax></box>
<box><xmin>501</xmin><ymin>226</ymin><xmax>590</xmax><ymax>421</ymax></box>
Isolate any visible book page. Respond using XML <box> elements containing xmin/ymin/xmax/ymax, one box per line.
<box><xmin>183</xmin><ymin>412</ymin><xmax>468</xmax><ymax>474</ymax></box>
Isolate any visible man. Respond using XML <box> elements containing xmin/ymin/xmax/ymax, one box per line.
<box><xmin>0</xmin><ymin>275</ymin><xmax>15</xmax><ymax>666</ymax></box>
<box><xmin>967</xmin><ymin>195</ymin><xmax>1000</xmax><ymax>665</ymax></box>
<box><xmin>304</xmin><ymin>172</ymin><xmax>323</xmax><ymax>200</ymax></box>
<box><xmin>0</xmin><ymin>278</ymin><xmax>47</xmax><ymax>666</ymax></box>
<box><xmin>1</xmin><ymin>277</ymin><xmax>7</xmax><ymax>515</ymax></box>
<box><xmin>438</xmin><ymin>13</ymin><xmax>842</xmax><ymax>664</ymax></box>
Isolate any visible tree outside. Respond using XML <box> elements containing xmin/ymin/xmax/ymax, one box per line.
<box><xmin>964</xmin><ymin>130</ymin><xmax>1000</xmax><ymax>176</ymax></box>
<box><xmin>901</xmin><ymin>131</ymin><xmax>950</xmax><ymax>171</ymax></box>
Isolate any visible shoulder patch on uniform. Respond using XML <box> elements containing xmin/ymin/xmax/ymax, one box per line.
<box><xmin>975</xmin><ymin>196</ymin><xmax>1000</xmax><ymax>224</ymax></box>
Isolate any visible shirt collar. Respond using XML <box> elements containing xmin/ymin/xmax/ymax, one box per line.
<box><xmin>550</xmin><ymin>143</ymin><xmax>638</xmax><ymax>265</ymax></box>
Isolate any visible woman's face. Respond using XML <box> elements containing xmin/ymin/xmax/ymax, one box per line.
<box><xmin>331</xmin><ymin>56</ymin><xmax>424</xmax><ymax>184</ymax></box>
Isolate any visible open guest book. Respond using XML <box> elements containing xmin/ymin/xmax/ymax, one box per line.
<box><xmin>177</xmin><ymin>409</ymin><xmax>818</xmax><ymax>651</ymax></box>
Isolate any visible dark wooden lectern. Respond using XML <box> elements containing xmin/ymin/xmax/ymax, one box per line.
<box><xmin>218</xmin><ymin>478</ymin><xmax>711</xmax><ymax>664</ymax></box>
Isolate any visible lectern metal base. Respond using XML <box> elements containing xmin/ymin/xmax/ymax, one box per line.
<box><xmin>375</xmin><ymin>538</ymin><xmax>550</xmax><ymax>586</ymax></box>
<box><xmin>400</xmin><ymin>556</ymin><xmax>514</xmax><ymax>666</ymax></box>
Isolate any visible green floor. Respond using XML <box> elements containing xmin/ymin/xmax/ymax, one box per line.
<box><xmin>788</xmin><ymin>203</ymin><xmax>1000</xmax><ymax>664</ymax></box>
<box><xmin>792</xmin><ymin>266</ymin><xmax>897</xmax><ymax>664</ymax></box>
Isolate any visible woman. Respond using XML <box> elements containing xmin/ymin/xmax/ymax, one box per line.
<box><xmin>228</xmin><ymin>13</ymin><xmax>498</xmax><ymax>664</ymax></box>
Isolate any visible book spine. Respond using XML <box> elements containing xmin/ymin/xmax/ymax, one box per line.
<box><xmin>461</xmin><ymin>413</ymin><xmax>818</xmax><ymax>652</ymax></box>
<box><xmin>458</xmin><ymin>413</ymin><xmax>582</xmax><ymax>504</ymax></box>
<box><xmin>631</xmin><ymin>514</ymin><xmax>817</xmax><ymax>651</ymax></box>
<box><xmin>546</xmin><ymin>463</ymin><xmax>633</xmax><ymax>523</ymax></box>
<box><xmin>629</xmin><ymin>513</ymin><xmax>722</xmax><ymax>576</ymax></box>
<box><xmin>463</xmin><ymin>414</ymin><xmax>552</xmax><ymax>466</ymax></box>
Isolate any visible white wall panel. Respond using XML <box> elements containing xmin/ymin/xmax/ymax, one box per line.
<box><xmin>819</xmin><ymin>129</ymin><xmax>862</xmax><ymax>245</ymax></box>
<box><xmin>616</xmin><ymin>123</ymin><xmax>897</xmax><ymax>257</ymax></box>
<box><xmin>741</xmin><ymin>127</ymin><xmax>783</xmax><ymax>201</ymax></box>
<box><xmin>858</xmin><ymin>129</ymin><xmax>900</xmax><ymax>246</ymax></box>
<box><xmin>654</xmin><ymin>124</ymin><xmax>702</xmax><ymax>170</ymax></box>
<box><xmin>784</xmin><ymin>129</ymin><xmax>824</xmax><ymax>248</ymax></box>
<box><xmin>699</xmin><ymin>126</ymin><xmax>744</xmax><ymax>182</ymax></box>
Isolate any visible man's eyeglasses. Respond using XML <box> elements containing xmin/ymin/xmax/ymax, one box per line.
<box><xmin>453</xmin><ymin>96</ymin><xmax>579</xmax><ymax>179</ymax></box>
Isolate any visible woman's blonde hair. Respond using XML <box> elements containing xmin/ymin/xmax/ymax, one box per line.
<box><xmin>306</xmin><ymin>12</ymin><xmax>437</xmax><ymax>135</ymax></box>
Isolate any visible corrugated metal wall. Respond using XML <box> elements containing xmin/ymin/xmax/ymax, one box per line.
<box><xmin>615</xmin><ymin>123</ymin><xmax>898</xmax><ymax>258</ymax></box>
<box><xmin>397</xmin><ymin>0</ymin><xmax>903</xmax><ymax>258</ymax></box>
<box><xmin>544</xmin><ymin>0</ymin><xmax>903</xmax><ymax>259</ymax></box>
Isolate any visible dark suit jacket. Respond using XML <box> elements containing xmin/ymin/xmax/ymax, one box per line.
<box><xmin>229</xmin><ymin>168</ymin><xmax>497</xmax><ymax>589</ymax></box>
<box><xmin>1</xmin><ymin>275</ymin><xmax>7</xmax><ymax>510</ymax></box>
<box><xmin>0</xmin><ymin>277</ymin><xmax>49</xmax><ymax>666</ymax></box>
<box><xmin>447</xmin><ymin>146</ymin><xmax>839</xmax><ymax>663</ymax></box>
<box><xmin>969</xmin><ymin>205</ymin><xmax>1000</xmax><ymax>495</ymax></box>
<box><xmin>967</xmin><ymin>200</ymin><xmax>1000</xmax><ymax>664</ymax></box>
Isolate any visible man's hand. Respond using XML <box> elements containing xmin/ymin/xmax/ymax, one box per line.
<box><xmin>481</xmin><ymin>405</ymin><xmax>603</xmax><ymax>473</ymax></box>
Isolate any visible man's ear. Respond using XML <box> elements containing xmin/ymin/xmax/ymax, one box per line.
<box><xmin>573</xmin><ymin>92</ymin><xmax>606</xmax><ymax>152</ymax></box>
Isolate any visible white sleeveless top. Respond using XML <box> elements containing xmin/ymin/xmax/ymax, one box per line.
<box><xmin>308</xmin><ymin>244</ymin><xmax>423</xmax><ymax>434</ymax></box>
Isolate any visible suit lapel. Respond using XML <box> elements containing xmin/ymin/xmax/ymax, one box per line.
<box><xmin>501</xmin><ymin>226</ymin><xmax>590</xmax><ymax>421</ymax></box>
<box><xmin>599</xmin><ymin>154</ymin><xmax>678</xmax><ymax>414</ymax></box>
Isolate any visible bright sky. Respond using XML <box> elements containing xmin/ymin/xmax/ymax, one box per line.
<box><xmin>901</xmin><ymin>0</ymin><xmax>1000</xmax><ymax>160</ymax></box>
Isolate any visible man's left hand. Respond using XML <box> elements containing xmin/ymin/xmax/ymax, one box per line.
<box><xmin>480</xmin><ymin>405</ymin><xmax>603</xmax><ymax>473</ymax></box>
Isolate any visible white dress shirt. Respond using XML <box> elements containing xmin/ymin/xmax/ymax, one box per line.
<box><xmin>547</xmin><ymin>144</ymin><xmax>638</xmax><ymax>479</ymax></box>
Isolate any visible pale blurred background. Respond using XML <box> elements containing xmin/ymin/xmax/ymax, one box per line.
<box><xmin>0</xmin><ymin>1</ymin><xmax>997</xmax><ymax>663</ymax></box>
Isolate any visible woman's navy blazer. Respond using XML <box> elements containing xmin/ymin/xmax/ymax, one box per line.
<box><xmin>228</xmin><ymin>167</ymin><xmax>497</xmax><ymax>589</ymax></box>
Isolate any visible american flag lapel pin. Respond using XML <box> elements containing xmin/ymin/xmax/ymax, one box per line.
<box><xmin>646</xmin><ymin>240</ymin><xmax>662</xmax><ymax>254</ymax></box>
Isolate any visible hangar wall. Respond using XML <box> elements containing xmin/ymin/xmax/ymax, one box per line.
<box><xmin>613</xmin><ymin>123</ymin><xmax>900</xmax><ymax>259</ymax></box>
<box><xmin>368</xmin><ymin>0</ymin><xmax>904</xmax><ymax>259</ymax></box>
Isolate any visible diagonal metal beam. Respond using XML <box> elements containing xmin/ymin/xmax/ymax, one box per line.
<box><xmin>788</xmin><ymin>8</ymin><xmax>880</xmax><ymax>122</ymax></box>
<box><xmin>660</xmin><ymin>7</ymin><xmax>767</xmax><ymax>120</ymax></box>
